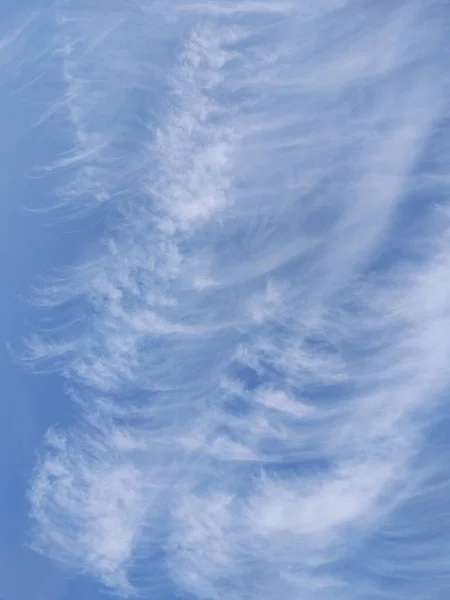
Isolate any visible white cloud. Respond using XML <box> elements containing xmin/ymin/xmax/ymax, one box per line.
<box><xmin>23</xmin><ymin>1</ymin><xmax>450</xmax><ymax>599</ymax></box>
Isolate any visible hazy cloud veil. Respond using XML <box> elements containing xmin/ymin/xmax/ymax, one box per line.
<box><xmin>21</xmin><ymin>0</ymin><xmax>450</xmax><ymax>598</ymax></box>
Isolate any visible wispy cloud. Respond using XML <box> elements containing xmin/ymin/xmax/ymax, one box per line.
<box><xmin>0</xmin><ymin>11</ymin><xmax>37</xmax><ymax>79</ymax></box>
<box><xmin>23</xmin><ymin>1</ymin><xmax>450</xmax><ymax>599</ymax></box>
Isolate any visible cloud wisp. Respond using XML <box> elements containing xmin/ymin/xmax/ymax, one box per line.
<box><xmin>23</xmin><ymin>1</ymin><xmax>450</xmax><ymax>599</ymax></box>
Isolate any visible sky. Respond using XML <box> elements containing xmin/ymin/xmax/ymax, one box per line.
<box><xmin>1</xmin><ymin>1</ymin><xmax>450</xmax><ymax>599</ymax></box>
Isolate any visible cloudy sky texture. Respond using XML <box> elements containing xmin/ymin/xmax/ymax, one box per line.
<box><xmin>1</xmin><ymin>1</ymin><xmax>450</xmax><ymax>599</ymax></box>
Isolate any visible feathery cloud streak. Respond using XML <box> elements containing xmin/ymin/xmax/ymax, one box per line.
<box><xmin>24</xmin><ymin>1</ymin><xmax>450</xmax><ymax>599</ymax></box>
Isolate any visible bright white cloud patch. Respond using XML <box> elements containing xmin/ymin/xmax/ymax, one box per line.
<box><xmin>20</xmin><ymin>0</ymin><xmax>450</xmax><ymax>599</ymax></box>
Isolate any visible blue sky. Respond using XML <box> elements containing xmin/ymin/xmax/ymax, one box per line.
<box><xmin>1</xmin><ymin>1</ymin><xmax>450</xmax><ymax>599</ymax></box>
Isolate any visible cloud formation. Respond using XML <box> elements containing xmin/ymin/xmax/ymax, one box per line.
<box><xmin>22</xmin><ymin>1</ymin><xmax>450</xmax><ymax>599</ymax></box>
